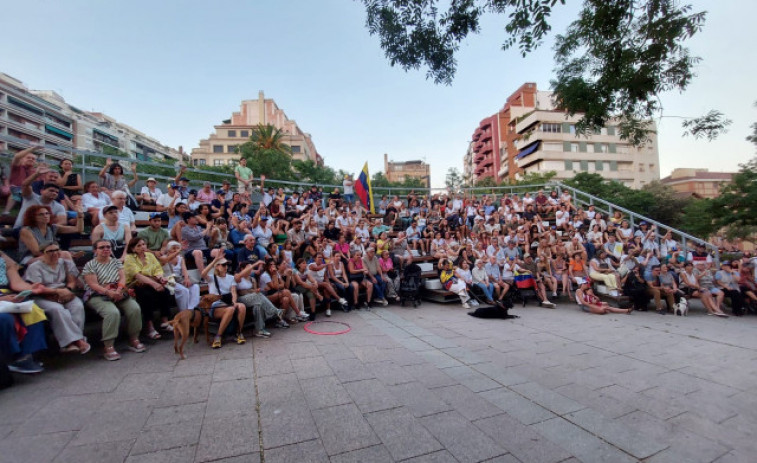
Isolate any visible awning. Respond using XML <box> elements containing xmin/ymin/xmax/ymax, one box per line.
<box><xmin>516</xmin><ymin>141</ymin><xmax>541</xmax><ymax>159</ymax></box>
<box><xmin>45</xmin><ymin>124</ymin><xmax>73</xmax><ymax>140</ymax></box>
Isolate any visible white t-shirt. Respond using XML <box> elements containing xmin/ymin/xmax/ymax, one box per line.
<box><xmin>156</xmin><ymin>193</ymin><xmax>184</xmax><ymax>209</ymax></box>
<box><xmin>208</xmin><ymin>273</ymin><xmax>236</xmax><ymax>295</ymax></box>
<box><xmin>98</xmin><ymin>206</ymin><xmax>135</xmax><ymax>228</ymax></box>
<box><xmin>140</xmin><ymin>186</ymin><xmax>162</xmax><ymax>201</ymax></box>
<box><xmin>343</xmin><ymin>179</ymin><xmax>354</xmax><ymax>195</ymax></box>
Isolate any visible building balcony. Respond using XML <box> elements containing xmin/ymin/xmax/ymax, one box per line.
<box><xmin>481</xmin><ymin>156</ymin><xmax>493</xmax><ymax>167</ymax></box>
<box><xmin>0</xmin><ymin>101</ymin><xmax>45</xmax><ymax>125</ymax></box>
<box><xmin>481</xmin><ymin>130</ymin><xmax>492</xmax><ymax>141</ymax></box>
<box><xmin>474</xmin><ymin>152</ymin><xmax>485</xmax><ymax>162</ymax></box>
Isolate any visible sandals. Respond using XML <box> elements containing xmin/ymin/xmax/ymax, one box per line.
<box><xmin>78</xmin><ymin>341</ymin><xmax>91</xmax><ymax>355</ymax></box>
<box><xmin>147</xmin><ymin>330</ymin><xmax>162</xmax><ymax>340</ymax></box>
<box><xmin>159</xmin><ymin>322</ymin><xmax>174</xmax><ymax>332</ymax></box>
<box><xmin>212</xmin><ymin>337</ymin><xmax>222</xmax><ymax>349</ymax></box>
<box><xmin>103</xmin><ymin>347</ymin><xmax>121</xmax><ymax>361</ymax></box>
<box><xmin>128</xmin><ymin>341</ymin><xmax>146</xmax><ymax>353</ymax></box>
<box><xmin>60</xmin><ymin>344</ymin><xmax>80</xmax><ymax>354</ymax></box>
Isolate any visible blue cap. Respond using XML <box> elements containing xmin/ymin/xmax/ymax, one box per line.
<box><xmin>149</xmin><ymin>213</ymin><xmax>162</xmax><ymax>219</ymax></box>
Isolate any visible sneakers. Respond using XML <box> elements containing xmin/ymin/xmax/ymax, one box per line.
<box><xmin>212</xmin><ymin>337</ymin><xmax>222</xmax><ymax>349</ymax></box>
<box><xmin>338</xmin><ymin>298</ymin><xmax>348</xmax><ymax>307</ymax></box>
<box><xmin>297</xmin><ymin>313</ymin><xmax>310</xmax><ymax>322</ymax></box>
<box><xmin>326</xmin><ymin>308</ymin><xmax>332</xmax><ymax>317</ymax></box>
<box><xmin>276</xmin><ymin>319</ymin><xmax>290</xmax><ymax>328</ymax></box>
<box><xmin>378</xmin><ymin>298</ymin><xmax>389</xmax><ymax>306</ymax></box>
<box><xmin>462</xmin><ymin>302</ymin><xmax>471</xmax><ymax>309</ymax></box>
<box><xmin>542</xmin><ymin>300</ymin><xmax>556</xmax><ymax>308</ymax></box>
<box><xmin>470</xmin><ymin>300</ymin><xmax>479</xmax><ymax>307</ymax></box>
<box><xmin>9</xmin><ymin>355</ymin><xmax>44</xmax><ymax>374</ymax></box>
<box><xmin>254</xmin><ymin>330</ymin><xmax>271</xmax><ymax>338</ymax></box>
<box><xmin>236</xmin><ymin>333</ymin><xmax>246</xmax><ymax>345</ymax></box>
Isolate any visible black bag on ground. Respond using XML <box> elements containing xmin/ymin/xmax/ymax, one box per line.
<box><xmin>467</xmin><ymin>304</ymin><xmax>519</xmax><ymax>319</ymax></box>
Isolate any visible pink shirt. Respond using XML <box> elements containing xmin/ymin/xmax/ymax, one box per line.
<box><xmin>196</xmin><ymin>189</ymin><xmax>215</xmax><ymax>203</ymax></box>
<box><xmin>10</xmin><ymin>164</ymin><xmax>34</xmax><ymax>187</ymax></box>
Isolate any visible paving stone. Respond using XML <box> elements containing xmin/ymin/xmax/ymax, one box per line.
<box><xmin>171</xmin><ymin>352</ymin><xmax>218</xmax><ymax>377</ymax></box>
<box><xmin>364</xmin><ymin>407</ymin><xmax>443</xmax><ymax>461</ymax></box>
<box><xmin>598</xmin><ymin>384</ymin><xmax>685</xmax><ymax>420</ymax></box>
<box><xmin>328</xmin><ymin>444</ymin><xmax>394</xmax><ymax>463</ymax></box>
<box><xmin>395</xmin><ymin>336</ymin><xmax>436</xmax><ymax>352</ymax></box>
<box><xmin>434</xmin><ymin>384</ymin><xmax>504</xmax><ymax>421</ymax></box>
<box><xmin>508</xmin><ymin>382</ymin><xmax>586</xmax><ymax>416</ymax></box>
<box><xmin>131</xmin><ymin>420</ymin><xmax>202</xmax><ymax>455</ymax></box>
<box><xmin>70</xmin><ymin>399</ymin><xmax>153</xmax><ymax>446</ymax></box>
<box><xmin>255</xmin><ymin>355</ymin><xmax>295</xmax><ymax>377</ymax></box>
<box><xmin>343</xmin><ymin>378</ymin><xmax>402</xmax><ymax>413</ymax></box>
<box><xmin>439</xmin><ymin>346</ymin><xmax>487</xmax><ymax>365</ymax></box>
<box><xmin>146</xmin><ymin>402</ymin><xmax>206</xmax><ymax>426</ymax></box>
<box><xmin>479</xmin><ymin>387</ymin><xmax>556</xmax><ymax>425</ymax></box>
<box><xmin>312</xmin><ymin>403</ymin><xmax>380</xmax><ymax>456</ymax></box>
<box><xmin>443</xmin><ymin>365</ymin><xmax>502</xmax><ymax>392</ymax></box>
<box><xmin>113</xmin><ymin>372</ymin><xmax>172</xmax><ymax>401</ymax></box>
<box><xmin>0</xmin><ymin>431</ymin><xmax>74</xmax><ymax>463</ymax></box>
<box><xmin>532</xmin><ymin>417</ymin><xmax>637</xmax><ymax>463</ymax></box>
<box><xmin>260</xmin><ymin>402</ymin><xmax>319</xmax><ymax>449</ymax></box>
<box><xmin>553</xmin><ymin>383</ymin><xmax>637</xmax><ymax>419</ymax></box>
<box><xmin>326</xmin><ymin>357</ymin><xmax>375</xmax><ymax>383</ymax></box>
<box><xmin>368</xmin><ymin>360</ymin><xmax>415</xmax><ymax>386</ymax></box>
<box><xmin>195</xmin><ymin>414</ymin><xmax>259</xmax><ymax>462</ymax></box>
<box><xmin>205</xmin><ymin>379</ymin><xmax>257</xmax><ymax>419</ymax></box>
<box><xmin>53</xmin><ymin>439</ymin><xmax>133</xmax><ymax>463</ymax></box>
<box><xmin>12</xmin><ymin>393</ymin><xmax>106</xmax><ymax>436</ymax></box>
<box><xmin>419</xmin><ymin>350</ymin><xmax>465</xmax><ymax>369</ymax></box>
<box><xmin>402</xmin><ymin>450</ymin><xmax>460</xmax><ymax>463</ymax></box>
<box><xmin>212</xmin><ymin>358</ymin><xmax>255</xmax><ymax>381</ymax></box>
<box><xmin>474</xmin><ymin>413</ymin><xmax>572</xmax><ymax>463</ymax></box>
<box><xmin>404</xmin><ymin>363</ymin><xmax>458</xmax><ymax>389</ymax></box>
<box><xmin>419</xmin><ymin>411</ymin><xmax>507</xmax><ymax>463</ymax></box>
<box><xmin>256</xmin><ymin>372</ymin><xmax>302</xmax><ymax>406</ymax></box>
<box><xmin>418</xmin><ymin>335</ymin><xmax>459</xmax><ymax>349</ymax></box>
<box><xmin>291</xmin><ymin>356</ymin><xmax>334</xmax><ymax>380</ymax></box>
<box><xmin>204</xmin><ymin>454</ymin><xmax>261</xmax><ymax>462</ymax></box>
<box><xmin>300</xmin><ymin>375</ymin><xmax>352</xmax><ymax>410</ymax></box>
<box><xmin>157</xmin><ymin>374</ymin><xmax>212</xmax><ymax>407</ymax></box>
<box><xmin>564</xmin><ymin>407</ymin><xmax>667</xmax><ymax>459</ymax></box>
<box><xmin>388</xmin><ymin>381</ymin><xmax>453</xmax><ymax>418</ymax></box>
<box><xmin>472</xmin><ymin>363</ymin><xmax>529</xmax><ymax>387</ymax></box>
<box><xmin>264</xmin><ymin>439</ymin><xmax>329</xmax><ymax>463</ymax></box>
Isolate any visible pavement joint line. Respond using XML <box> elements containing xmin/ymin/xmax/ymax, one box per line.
<box><xmin>252</xmin><ymin>343</ymin><xmax>265</xmax><ymax>463</ymax></box>
<box><xmin>717</xmin><ymin>413</ymin><xmax>739</xmax><ymax>425</ymax></box>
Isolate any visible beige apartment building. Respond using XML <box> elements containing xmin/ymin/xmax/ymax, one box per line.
<box><xmin>384</xmin><ymin>153</ymin><xmax>430</xmax><ymax>186</ymax></box>
<box><xmin>512</xmin><ymin>92</ymin><xmax>660</xmax><ymax>188</ymax></box>
<box><xmin>191</xmin><ymin>91</ymin><xmax>321</xmax><ymax>168</ymax></box>
<box><xmin>660</xmin><ymin>168</ymin><xmax>734</xmax><ymax>198</ymax></box>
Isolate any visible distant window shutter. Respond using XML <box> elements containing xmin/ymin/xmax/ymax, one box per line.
<box><xmin>610</xmin><ymin>161</ymin><xmax>618</xmax><ymax>171</ymax></box>
<box><xmin>607</xmin><ymin>126</ymin><xmax>616</xmax><ymax>136</ymax></box>
<box><xmin>579</xmin><ymin>142</ymin><xmax>587</xmax><ymax>152</ymax></box>
<box><xmin>561</xmin><ymin>122</ymin><xmax>570</xmax><ymax>133</ymax></box>
<box><xmin>594</xmin><ymin>143</ymin><xmax>603</xmax><ymax>153</ymax></box>
<box><xmin>595</xmin><ymin>161</ymin><xmax>603</xmax><ymax>171</ymax></box>
<box><xmin>563</xmin><ymin>141</ymin><xmax>572</xmax><ymax>152</ymax></box>
<box><xmin>609</xmin><ymin>143</ymin><xmax>617</xmax><ymax>154</ymax></box>
<box><xmin>580</xmin><ymin>160</ymin><xmax>589</xmax><ymax>171</ymax></box>
<box><xmin>564</xmin><ymin>160</ymin><xmax>573</xmax><ymax>170</ymax></box>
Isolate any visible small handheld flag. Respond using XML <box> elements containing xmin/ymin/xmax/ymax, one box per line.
<box><xmin>355</xmin><ymin>162</ymin><xmax>374</xmax><ymax>213</ymax></box>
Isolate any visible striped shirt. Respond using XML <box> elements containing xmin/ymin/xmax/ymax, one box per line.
<box><xmin>82</xmin><ymin>258</ymin><xmax>123</xmax><ymax>290</ymax></box>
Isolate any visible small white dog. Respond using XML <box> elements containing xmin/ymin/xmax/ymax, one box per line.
<box><xmin>675</xmin><ymin>297</ymin><xmax>688</xmax><ymax>316</ymax></box>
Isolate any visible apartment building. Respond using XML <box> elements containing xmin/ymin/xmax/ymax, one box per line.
<box><xmin>384</xmin><ymin>153</ymin><xmax>430</xmax><ymax>186</ymax></box>
<box><xmin>0</xmin><ymin>73</ymin><xmax>75</xmax><ymax>161</ymax></box>
<box><xmin>470</xmin><ymin>115</ymin><xmax>500</xmax><ymax>181</ymax></box>
<box><xmin>463</xmin><ymin>142</ymin><xmax>474</xmax><ymax>185</ymax></box>
<box><xmin>190</xmin><ymin>91</ymin><xmax>321</xmax><ymax>167</ymax></box>
<box><xmin>660</xmin><ymin>168</ymin><xmax>734</xmax><ymax>198</ymax></box>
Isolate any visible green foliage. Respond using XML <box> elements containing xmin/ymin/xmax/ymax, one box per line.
<box><xmin>445</xmin><ymin>168</ymin><xmax>463</xmax><ymax>192</ymax></box>
<box><xmin>361</xmin><ymin>0</ymin><xmax>729</xmax><ymax>145</ymax></box>
<box><xmin>516</xmin><ymin>170</ymin><xmax>557</xmax><ymax>186</ymax></box>
<box><xmin>747</xmin><ymin>101</ymin><xmax>757</xmax><ymax>151</ymax></box>
<box><xmin>183</xmin><ymin>165</ymin><xmax>234</xmax><ymax>185</ymax></box>
<box><xmin>292</xmin><ymin>159</ymin><xmax>340</xmax><ymax>185</ymax></box>
<box><xmin>681</xmin><ymin>110</ymin><xmax>733</xmax><ymax>141</ymax></box>
<box><xmin>680</xmin><ymin>198</ymin><xmax>718</xmax><ymax>239</ymax></box>
<box><xmin>237</xmin><ymin>124</ymin><xmax>295</xmax><ymax>181</ymax></box>
<box><xmin>370</xmin><ymin>171</ymin><xmax>427</xmax><ymax>197</ymax></box>
<box><xmin>710</xmin><ymin>158</ymin><xmax>757</xmax><ymax>244</ymax></box>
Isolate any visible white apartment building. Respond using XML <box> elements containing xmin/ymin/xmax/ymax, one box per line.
<box><xmin>513</xmin><ymin>93</ymin><xmax>659</xmax><ymax>188</ymax></box>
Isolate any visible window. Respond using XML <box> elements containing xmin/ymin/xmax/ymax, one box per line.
<box><xmin>291</xmin><ymin>145</ymin><xmax>301</xmax><ymax>153</ymax></box>
<box><xmin>240</xmin><ymin>130</ymin><xmax>249</xmax><ymax>138</ymax></box>
<box><xmin>198</xmin><ymin>159</ymin><xmax>206</xmax><ymax>166</ymax></box>
<box><xmin>609</xmin><ymin>161</ymin><xmax>618</xmax><ymax>171</ymax></box>
<box><xmin>227</xmin><ymin>145</ymin><xmax>237</xmax><ymax>153</ymax></box>
<box><xmin>580</xmin><ymin>160</ymin><xmax>589</xmax><ymax>171</ymax></box>
<box><xmin>541</xmin><ymin>123</ymin><xmax>561</xmax><ymax>133</ymax></box>
<box><xmin>214</xmin><ymin>159</ymin><xmax>225</xmax><ymax>166</ymax></box>
<box><xmin>228</xmin><ymin>130</ymin><xmax>236</xmax><ymax>137</ymax></box>
<box><xmin>571</xmin><ymin>143</ymin><xmax>579</xmax><ymax>152</ymax></box>
<box><xmin>564</xmin><ymin>160</ymin><xmax>574</xmax><ymax>171</ymax></box>
<box><xmin>607</xmin><ymin>126</ymin><xmax>616</xmax><ymax>136</ymax></box>
<box><xmin>595</xmin><ymin>161</ymin><xmax>604</xmax><ymax>171</ymax></box>
<box><xmin>595</xmin><ymin>143</ymin><xmax>608</xmax><ymax>153</ymax></box>
<box><xmin>212</xmin><ymin>145</ymin><xmax>223</xmax><ymax>153</ymax></box>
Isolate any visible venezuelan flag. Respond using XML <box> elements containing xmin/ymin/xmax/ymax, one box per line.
<box><xmin>355</xmin><ymin>162</ymin><xmax>374</xmax><ymax>213</ymax></box>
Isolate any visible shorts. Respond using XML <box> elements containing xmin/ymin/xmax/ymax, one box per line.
<box><xmin>343</xmin><ymin>194</ymin><xmax>354</xmax><ymax>204</ymax></box>
<box><xmin>349</xmin><ymin>274</ymin><xmax>364</xmax><ymax>283</ymax></box>
<box><xmin>185</xmin><ymin>248</ymin><xmax>212</xmax><ymax>263</ymax></box>
<box><xmin>237</xmin><ymin>182</ymin><xmax>255</xmax><ymax>194</ymax></box>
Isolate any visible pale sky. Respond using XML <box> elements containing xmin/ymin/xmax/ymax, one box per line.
<box><xmin>2</xmin><ymin>0</ymin><xmax>755</xmax><ymax>188</ymax></box>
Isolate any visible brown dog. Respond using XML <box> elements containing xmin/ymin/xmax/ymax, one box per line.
<box><xmin>168</xmin><ymin>309</ymin><xmax>209</xmax><ymax>360</ymax></box>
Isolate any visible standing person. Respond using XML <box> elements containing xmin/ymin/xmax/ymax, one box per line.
<box><xmin>234</xmin><ymin>158</ymin><xmax>256</xmax><ymax>197</ymax></box>
<box><xmin>342</xmin><ymin>174</ymin><xmax>355</xmax><ymax>205</ymax></box>
<box><xmin>4</xmin><ymin>145</ymin><xmax>42</xmax><ymax>216</ymax></box>
<box><xmin>24</xmin><ymin>243</ymin><xmax>90</xmax><ymax>354</ymax></box>
<box><xmin>81</xmin><ymin>240</ymin><xmax>145</xmax><ymax>361</ymax></box>
<box><xmin>99</xmin><ymin>158</ymin><xmax>138</xmax><ymax>206</ymax></box>
<box><xmin>124</xmin><ymin>237</ymin><xmax>176</xmax><ymax>339</ymax></box>
<box><xmin>200</xmin><ymin>255</ymin><xmax>247</xmax><ymax>348</ymax></box>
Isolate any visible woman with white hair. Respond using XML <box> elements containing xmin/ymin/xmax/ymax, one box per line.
<box><xmin>162</xmin><ymin>241</ymin><xmax>201</xmax><ymax>311</ymax></box>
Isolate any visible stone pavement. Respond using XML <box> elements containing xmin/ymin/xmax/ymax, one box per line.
<box><xmin>1</xmin><ymin>300</ymin><xmax>757</xmax><ymax>463</ymax></box>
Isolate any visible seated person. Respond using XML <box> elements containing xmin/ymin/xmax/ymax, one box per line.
<box><xmin>139</xmin><ymin>177</ymin><xmax>162</xmax><ymax>206</ymax></box>
<box><xmin>91</xmin><ymin>205</ymin><xmax>129</xmax><ymax>259</ymax></box>
<box><xmin>137</xmin><ymin>213</ymin><xmax>170</xmax><ymax>255</ymax></box>
<box><xmin>18</xmin><ymin>204</ymin><xmax>83</xmax><ymax>264</ymax></box>
<box><xmin>576</xmin><ymin>278</ymin><xmax>631</xmax><ymax>315</ymax></box>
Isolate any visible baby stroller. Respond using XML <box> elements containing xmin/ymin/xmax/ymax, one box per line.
<box><xmin>399</xmin><ymin>263</ymin><xmax>422</xmax><ymax>307</ymax></box>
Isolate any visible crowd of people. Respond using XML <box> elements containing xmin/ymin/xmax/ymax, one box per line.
<box><xmin>1</xmin><ymin>145</ymin><xmax>756</xmax><ymax>381</ymax></box>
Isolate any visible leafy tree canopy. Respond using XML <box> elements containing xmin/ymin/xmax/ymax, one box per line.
<box><xmin>238</xmin><ymin>124</ymin><xmax>295</xmax><ymax>181</ymax></box>
<box><xmin>362</xmin><ymin>0</ymin><xmax>729</xmax><ymax>145</ymax></box>
<box><xmin>710</xmin><ymin>157</ymin><xmax>757</xmax><ymax>244</ymax></box>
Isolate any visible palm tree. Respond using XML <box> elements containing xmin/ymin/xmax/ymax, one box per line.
<box><xmin>249</xmin><ymin>124</ymin><xmax>291</xmax><ymax>155</ymax></box>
